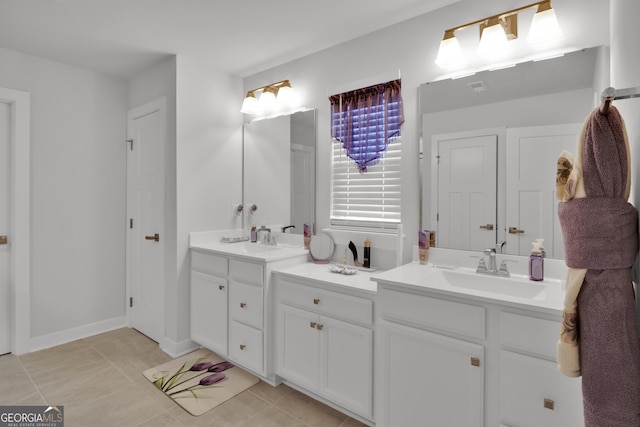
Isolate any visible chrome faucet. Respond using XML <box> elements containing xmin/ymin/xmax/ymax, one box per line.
<box><xmin>496</xmin><ymin>240</ymin><xmax>506</xmax><ymax>254</ymax></box>
<box><xmin>281</xmin><ymin>225</ymin><xmax>295</xmax><ymax>233</ymax></box>
<box><xmin>476</xmin><ymin>248</ymin><xmax>510</xmax><ymax>277</ymax></box>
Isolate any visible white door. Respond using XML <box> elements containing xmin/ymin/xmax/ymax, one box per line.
<box><xmin>126</xmin><ymin>98</ymin><xmax>166</xmax><ymax>343</ymax></box>
<box><xmin>0</xmin><ymin>101</ymin><xmax>10</xmax><ymax>355</ymax></box>
<box><xmin>290</xmin><ymin>144</ymin><xmax>314</xmax><ymax>233</ymax></box>
<box><xmin>435</xmin><ymin>133</ymin><xmax>497</xmax><ymax>251</ymax></box>
<box><xmin>506</xmin><ymin>124</ymin><xmax>581</xmax><ymax>258</ymax></box>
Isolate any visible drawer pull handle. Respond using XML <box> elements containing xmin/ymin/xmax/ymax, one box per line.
<box><xmin>544</xmin><ymin>398</ymin><xmax>555</xmax><ymax>410</ymax></box>
<box><xmin>240</xmin><ymin>302</ymin><xmax>246</xmax><ymax>308</ymax></box>
<box><xmin>470</xmin><ymin>357</ymin><xmax>480</xmax><ymax>367</ymax></box>
<box><xmin>316</xmin><ymin>324</ymin><xmax>324</xmax><ymax>331</ymax></box>
<box><xmin>310</xmin><ymin>322</ymin><xmax>317</xmax><ymax>328</ymax></box>
<box><xmin>240</xmin><ymin>344</ymin><xmax>246</xmax><ymax>350</ymax></box>
<box><xmin>313</xmin><ymin>298</ymin><xmax>320</xmax><ymax>305</ymax></box>
<box><xmin>218</xmin><ymin>285</ymin><xmax>225</xmax><ymax>290</ymax></box>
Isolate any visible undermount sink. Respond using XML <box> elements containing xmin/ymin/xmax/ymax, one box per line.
<box><xmin>241</xmin><ymin>242</ymin><xmax>282</xmax><ymax>253</ymax></box>
<box><xmin>440</xmin><ymin>270</ymin><xmax>547</xmax><ymax>300</ymax></box>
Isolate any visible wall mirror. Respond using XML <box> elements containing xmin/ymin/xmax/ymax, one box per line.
<box><xmin>243</xmin><ymin>109</ymin><xmax>316</xmax><ymax>234</ymax></box>
<box><xmin>420</xmin><ymin>46</ymin><xmax>609</xmax><ymax>259</ymax></box>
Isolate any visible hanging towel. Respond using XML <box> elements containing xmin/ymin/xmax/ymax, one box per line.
<box><xmin>556</xmin><ymin>105</ymin><xmax>640</xmax><ymax>426</ymax></box>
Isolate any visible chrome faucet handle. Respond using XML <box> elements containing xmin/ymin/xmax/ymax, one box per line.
<box><xmin>498</xmin><ymin>260</ymin><xmax>510</xmax><ymax>277</ymax></box>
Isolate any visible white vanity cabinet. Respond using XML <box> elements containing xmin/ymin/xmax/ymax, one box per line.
<box><xmin>274</xmin><ymin>273</ymin><xmax>375</xmax><ymax>421</ymax></box>
<box><xmin>190</xmin><ymin>245</ymin><xmax>306</xmax><ymax>381</ymax></box>
<box><xmin>190</xmin><ymin>251</ymin><xmax>229</xmax><ymax>355</ymax></box>
<box><xmin>499</xmin><ymin>312</ymin><xmax>583</xmax><ymax>427</ymax></box>
<box><xmin>378</xmin><ymin>287</ymin><xmax>485</xmax><ymax>427</ymax></box>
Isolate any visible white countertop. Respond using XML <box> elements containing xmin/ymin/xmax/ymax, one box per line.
<box><xmin>190</xmin><ymin>229</ymin><xmax>308</xmax><ymax>262</ymax></box>
<box><xmin>273</xmin><ymin>262</ymin><xmax>378</xmax><ymax>295</ymax></box>
<box><xmin>372</xmin><ymin>261</ymin><xmax>565</xmax><ymax>315</ymax></box>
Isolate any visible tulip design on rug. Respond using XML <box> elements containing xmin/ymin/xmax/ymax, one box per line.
<box><xmin>143</xmin><ymin>348</ymin><xmax>260</xmax><ymax>416</ymax></box>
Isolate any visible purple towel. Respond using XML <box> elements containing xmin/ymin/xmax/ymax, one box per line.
<box><xmin>558</xmin><ymin>106</ymin><xmax>640</xmax><ymax>426</ymax></box>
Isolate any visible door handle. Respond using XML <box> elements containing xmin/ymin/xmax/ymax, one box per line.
<box><xmin>145</xmin><ymin>233</ymin><xmax>160</xmax><ymax>242</ymax></box>
<box><xmin>479</xmin><ymin>224</ymin><xmax>494</xmax><ymax>230</ymax></box>
<box><xmin>508</xmin><ymin>227</ymin><xmax>525</xmax><ymax>234</ymax></box>
<box><xmin>0</xmin><ymin>235</ymin><xmax>6</xmax><ymax>245</ymax></box>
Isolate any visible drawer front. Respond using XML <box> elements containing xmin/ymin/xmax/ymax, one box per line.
<box><xmin>229</xmin><ymin>281</ymin><xmax>264</xmax><ymax>329</ymax></box>
<box><xmin>191</xmin><ymin>251</ymin><xmax>228</xmax><ymax>276</ymax></box>
<box><xmin>380</xmin><ymin>288</ymin><xmax>485</xmax><ymax>339</ymax></box>
<box><xmin>501</xmin><ymin>312</ymin><xmax>560</xmax><ymax>360</ymax></box>
<box><xmin>500</xmin><ymin>350</ymin><xmax>583</xmax><ymax>427</ymax></box>
<box><xmin>229</xmin><ymin>259</ymin><xmax>264</xmax><ymax>286</ymax></box>
<box><xmin>278</xmin><ymin>279</ymin><xmax>372</xmax><ymax>325</ymax></box>
<box><xmin>229</xmin><ymin>321</ymin><xmax>263</xmax><ymax>374</ymax></box>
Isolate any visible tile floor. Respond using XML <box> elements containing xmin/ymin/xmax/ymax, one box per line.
<box><xmin>0</xmin><ymin>327</ymin><xmax>368</xmax><ymax>427</ymax></box>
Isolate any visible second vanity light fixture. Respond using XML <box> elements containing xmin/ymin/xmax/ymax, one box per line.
<box><xmin>435</xmin><ymin>0</ymin><xmax>563</xmax><ymax>69</ymax></box>
<box><xmin>240</xmin><ymin>79</ymin><xmax>295</xmax><ymax>115</ymax></box>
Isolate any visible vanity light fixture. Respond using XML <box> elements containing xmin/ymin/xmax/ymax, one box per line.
<box><xmin>435</xmin><ymin>0</ymin><xmax>563</xmax><ymax>69</ymax></box>
<box><xmin>240</xmin><ymin>79</ymin><xmax>295</xmax><ymax>115</ymax></box>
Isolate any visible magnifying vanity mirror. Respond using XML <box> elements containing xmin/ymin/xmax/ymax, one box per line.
<box><xmin>243</xmin><ymin>109</ymin><xmax>316</xmax><ymax>234</ymax></box>
<box><xmin>308</xmin><ymin>234</ymin><xmax>336</xmax><ymax>264</ymax></box>
<box><xmin>420</xmin><ymin>46</ymin><xmax>609</xmax><ymax>259</ymax></box>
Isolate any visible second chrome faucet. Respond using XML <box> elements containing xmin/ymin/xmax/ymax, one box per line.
<box><xmin>476</xmin><ymin>248</ymin><xmax>510</xmax><ymax>277</ymax></box>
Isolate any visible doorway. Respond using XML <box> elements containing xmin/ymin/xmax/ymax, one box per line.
<box><xmin>0</xmin><ymin>87</ymin><xmax>30</xmax><ymax>355</ymax></box>
<box><xmin>126</xmin><ymin>97</ymin><xmax>166</xmax><ymax>344</ymax></box>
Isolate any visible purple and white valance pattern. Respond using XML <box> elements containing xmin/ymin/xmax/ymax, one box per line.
<box><xmin>329</xmin><ymin>79</ymin><xmax>404</xmax><ymax>173</ymax></box>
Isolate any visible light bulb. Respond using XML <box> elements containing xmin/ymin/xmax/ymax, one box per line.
<box><xmin>528</xmin><ymin>3</ymin><xmax>563</xmax><ymax>46</ymax></box>
<box><xmin>240</xmin><ymin>93</ymin><xmax>258</xmax><ymax>114</ymax></box>
<box><xmin>477</xmin><ymin>19</ymin><xmax>509</xmax><ymax>56</ymax></box>
<box><xmin>435</xmin><ymin>32</ymin><xmax>464</xmax><ymax>69</ymax></box>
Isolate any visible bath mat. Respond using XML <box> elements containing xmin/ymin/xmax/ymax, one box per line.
<box><xmin>143</xmin><ymin>348</ymin><xmax>259</xmax><ymax>416</ymax></box>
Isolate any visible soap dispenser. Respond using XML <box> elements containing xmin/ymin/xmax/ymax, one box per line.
<box><xmin>529</xmin><ymin>241</ymin><xmax>544</xmax><ymax>281</ymax></box>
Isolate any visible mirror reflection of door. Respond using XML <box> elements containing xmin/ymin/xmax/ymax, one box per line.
<box><xmin>505</xmin><ymin>123</ymin><xmax>581</xmax><ymax>259</ymax></box>
<box><xmin>291</xmin><ymin>144</ymin><xmax>314</xmax><ymax>234</ymax></box>
<box><xmin>434</xmin><ymin>132</ymin><xmax>497</xmax><ymax>251</ymax></box>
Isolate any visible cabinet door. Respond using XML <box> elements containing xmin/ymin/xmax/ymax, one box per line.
<box><xmin>380</xmin><ymin>320</ymin><xmax>484</xmax><ymax>427</ymax></box>
<box><xmin>190</xmin><ymin>270</ymin><xmax>227</xmax><ymax>355</ymax></box>
<box><xmin>320</xmin><ymin>315</ymin><xmax>372</xmax><ymax>418</ymax></box>
<box><xmin>500</xmin><ymin>350</ymin><xmax>583</xmax><ymax>427</ymax></box>
<box><xmin>276</xmin><ymin>304</ymin><xmax>320</xmax><ymax>390</ymax></box>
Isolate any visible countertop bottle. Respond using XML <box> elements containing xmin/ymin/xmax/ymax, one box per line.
<box><xmin>529</xmin><ymin>241</ymin><xmax>544</xmax><ymax>281</ymax></box>
<box><xmin>250</xmin><ymin>223</ymin><xmax>257</xmax><ymax>243</ymax></box>
<box><xmin>363</xmin><ymin>239</ymin><xmax>371</xmax><ymax>268</ymax></box>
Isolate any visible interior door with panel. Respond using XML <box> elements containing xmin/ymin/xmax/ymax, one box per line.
<box><xmin>126</xmin><ymin>97</ymin><xmax>166</xmax><ymax>343</ymax></box>
<box><xmin>505</xmin><ymin>124</ymin><xmax>581</xmax><ymax>258</ymax></box>
<box><xmin>434</xmin><ymin>133</ymin><xmax>497</xmax><ymax>251</ymax></box>
<box><xmin>0</xmin><ymin>101</ymin><xmax>10</xmax><ymax>354</ymax></box>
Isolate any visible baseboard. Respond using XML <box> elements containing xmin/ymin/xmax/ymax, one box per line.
<box><xmin>160</xmin><ymin>336</ymin><xmax>200</xmax><ymax>358</ymax></box>
<box><xmin>29</xmin><ymin>316</ymin><xmax>128</xmax><ymax>353</ymax></box>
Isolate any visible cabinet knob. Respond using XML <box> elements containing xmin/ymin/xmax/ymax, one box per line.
<box><xmin>240</xmin><ymin>302</ymin><xmax>246</xmax><ymax>308</ymax></box>
<box><xmin>310</xmin><ymin>322</ymin><xmax>317</xmax><ymax>328</ymax></box>
<box><xmin>240</xmin><ymin>344</ymin><xmax>246</xmax><ymax>350</ymax></box>
<box><xmin>316</xmin><ymin>324</ymin><xmax>324</xmax><ymax>331</ymax></box>
<box><xmin>218</xmin><ymin>285</ymin><xmax>225</xmax><ymax>290</ymax></box>
<box><xmin>544</xmin><ymin>398</ymin><xmax>555</xmax><ymax>410</ymax></box>
<box><xmin>470</xmin><ymin>357</ymin><xmax>480</xmax><ymax>367</ymax></box>
<box><xmin>313</xmin><ymin>298</ymin><xmax>320</xmax><ymax>305</ymax></box>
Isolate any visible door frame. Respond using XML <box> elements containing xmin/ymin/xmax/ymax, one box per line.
<box><xmin>125</xmin><ymin>97</ymin><xmax>166</xmax><ymax>342</ymax></box>
<box><xmin>0</xmin><ymin>87</ymin><xmax>30</xmax><ymax>355</ymax></box>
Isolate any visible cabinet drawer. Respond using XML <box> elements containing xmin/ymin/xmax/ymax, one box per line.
<box><xmin>229</xmin><ymin>321</ymin><xmax>263</xmax><ymax>374</ymax></box>
<box><xmin>278</xmin><ymin>279</ymin><xmax>372</xmax><ymax>325</ymax></box>
<box><xmin>229</xmin><ymin>281</ymin><xmax>264</xmax><ymax>329</ymax></box>
<box><xmin>230</xmin><ymin>259</ymin><xmax>264</xmax><ymax>286</ymax></box>
<box><xmin>191</xmin><ymin>251</ymin><xmax>228</xmax><ymax>276</ymax></box>
<box><xmin>380</xmin><ymin>288</ymin><xmax>485</xmax><ymax>339</ymax></box>
<box><xmin>500</xmin><ymin>350</ymin><xmax>583</xmax><ymax>427</ymax></box>
<box><xmin>501</xmin><ymin>312</ymin><xmax>560</xmax><ymax>360</ymax></box>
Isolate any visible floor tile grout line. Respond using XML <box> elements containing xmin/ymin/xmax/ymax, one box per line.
<box><xmin>15</xmin><ymin>355</ymin><xmax>47</xmax><ymax>405</ymax></box>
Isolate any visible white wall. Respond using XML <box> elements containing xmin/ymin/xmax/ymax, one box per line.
<box><xmin>175</xmin><ymin>55</ymin><xmax>243</xmax><ymax>348</ymax></box>
<box><xmin>0</xmin><ymin>47</ymin><xmax>128</xmax><ymax>344</ymax></box>
<box><xmin>243</xmin><ymin>0</ymin><xmax>609</xmax><ymax>263</ymax></box>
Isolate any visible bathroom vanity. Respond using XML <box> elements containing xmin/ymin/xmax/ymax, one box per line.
<box><xmin>272</xmin><ymin>263</ymin><xmax>377</xmax><ymax>423</ymax></box>
<box><xmin>189</xmin><ymin>231</ymin><xmax>308</xmax><ymax>382</ymax></box>
<box><xmin>372</xmin><ymin>251</ymin><xmax>583</xmax><ymax>427</ymax></box>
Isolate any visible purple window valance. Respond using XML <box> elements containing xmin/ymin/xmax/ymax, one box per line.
<box><xmin>329</xmin><ymin>79</ymin><xmax>404</xmax><ymax>173</ymax></box>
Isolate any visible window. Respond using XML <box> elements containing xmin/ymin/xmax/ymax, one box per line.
<box><xmin>329</xmin><ymin>79</ymin><xmax>404</xmax><ymax>230</ymax></box>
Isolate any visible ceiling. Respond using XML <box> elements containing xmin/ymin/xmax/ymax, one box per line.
<box><xmin>0</xmin><ymin>0</ymin><xmax>460</xmax><ymax>80</ymax></box>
